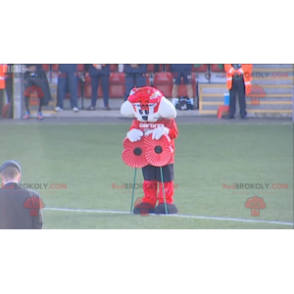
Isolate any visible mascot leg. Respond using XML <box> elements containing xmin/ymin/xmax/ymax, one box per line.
<box><xmin>133</xmin><ymin>180</ymin><xmax>157</xmax><ymax>214</ymax></box>
<box><xmin>155</xmin><ymin>182</ymin><xmax>178</xmax><ymax>214</ymax></box>
<box><xmin>154</xmin><ymin>164</ymin><xmax>178</xmax><ymax>214</ymax></box>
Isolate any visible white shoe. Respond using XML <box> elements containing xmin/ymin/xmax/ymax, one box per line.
<box><xmin>73</xmin><ymin>107</ymin><xmax>79</xmax><ymax>112</ymax></box>
<box><xmin>55</xmin><ymin>107</ymin><xmax>63</xmax><ymax>112</ymax></box>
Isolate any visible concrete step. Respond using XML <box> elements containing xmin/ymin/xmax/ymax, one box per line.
<box><xmin>201</xmin><ymin>103</ymin><xmax>292</xmax><ymax>111</ymax></box>
<box><xmin>209</xmin><ymin>72</ymin><xmax>293</xmax><ymax>84</ymax></box>
<box><xmin>201</xmin><ymin>96</ymin><xmax>292</xmax><ymax>102</ymax></box>
<box><xmin>202</xmin><ymin>87</ymin><xmax>293</xmax><ymax>95</ymax></box>
<box><xmin>252</xmin><ymin>78</ymin><xmax>293</xmax><ymax>85</ymax></box>
<box><xmin>253</xmin><ymin>64</ymin><xmax>293</xmax><ymax>69</ymax></box>
<box><xmin>199</xmin><ymin>83</ymin><xmax>293</xmax><ymax>117</ymax></box>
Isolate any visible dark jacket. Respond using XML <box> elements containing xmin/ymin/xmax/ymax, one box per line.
<box><xmin>86</xmin><ymin>64</ymin><xmax>110</xmax><ymax>76</ymax></box>
<box><xmin>58</xmin><ymin>64</ymin><xmax>78</xmax><ymax>73</ymax></box>
<box><xmin>124</xmin><ymin>64</ymin><xmax>147</xmax><ymax>74</ymax></box>
<box><xmin>24</xmin><ymin>64</ymin><xmax>52</xmax><ymax>106</ymax></box>
<box><xmin>0</xmin><ymin>183</ymin><xmax>43</xmax><ymax>229</ymax></box>
<box><xmin>170</xmin><ymin>64</ymin><xmax>193</xmax><ymax>72</ymax></box>
<box><xmin>25</xmin><ymin>64</ymin><xmax>43</xmax><ymax>72</ymax></box>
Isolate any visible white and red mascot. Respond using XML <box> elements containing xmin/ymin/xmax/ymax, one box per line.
<box><xmin>121</xmin><ymin>86</ymin><xmax>179</xmax><ymax>214</ymax></box>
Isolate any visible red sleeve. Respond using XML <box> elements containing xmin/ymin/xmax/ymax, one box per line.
<box><xmin>129</xmin><ymin>119</ymin><xmax>140</xmax><ymax>130</ymax></box>
<box><xmin>165</xmin><ymin>119</ymin><xmax>178</xmax><ymax>140</ymax></box>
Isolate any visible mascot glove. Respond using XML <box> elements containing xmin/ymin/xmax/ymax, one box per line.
<box><xmin>127</xmin><ymin>129</ymin><xmax>144</xmax><ymax>142</ymax></box>
<box><xmin>145</xmin><ymin>126</ymin><xmax>169</xmax><ymax>140</ymax></box>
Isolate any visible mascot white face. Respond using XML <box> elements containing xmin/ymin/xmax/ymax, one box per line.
<box><xmin>120</xmin><ymin>86</ymin><xmax>177</xmax><ymax>122</ymax></box>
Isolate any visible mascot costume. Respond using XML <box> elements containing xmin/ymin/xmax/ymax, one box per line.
<box><xmin>120</xmin><ymin>86</ymin><xmax>179</xmax><ymax>214</ymax></box>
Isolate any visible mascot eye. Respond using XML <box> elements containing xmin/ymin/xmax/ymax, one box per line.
<box><xmin>139</xmin><ymin>110</ymin><xmax>143</xmax><ymax>115</ymax></box>
<box><xmin>145</xmin><ymin>110</ymin><xmax>149</xmax><ymax>115</ymax></box>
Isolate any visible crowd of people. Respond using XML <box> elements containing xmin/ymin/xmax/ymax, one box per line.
<box><xmin>0</xmin><ymin>63</ymin><xmax>198</xmax><ymax>120</ymax></box>
<box><xmin>0</xmin><ymin>64</ymin><xmax>251</xmax><ymax>120</ymax></box>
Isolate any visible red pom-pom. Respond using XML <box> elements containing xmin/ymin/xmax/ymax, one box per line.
<box><xmin>122</xmin><ymin>137</ymin><xmax>148</xmax><ymax>168</ymax></box>
<box><xmin>144</xmin><ymin>134</ymin><xmax>173</xmax><ymax>167</ymax></box>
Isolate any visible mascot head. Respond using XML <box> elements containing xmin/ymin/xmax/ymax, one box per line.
<box><xmin>120</xmin><ymin>86</ymin><xmax>177</xmax><ymax>122</ymax></box>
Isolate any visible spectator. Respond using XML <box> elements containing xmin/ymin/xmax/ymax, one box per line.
<box><xmin>170</xmin><ymin>64</ymin><xmax>194</xmax><ymax>99</ymax></box>
<box><xmin>224</xmin><ymin>64</ymin><xmax>253</xmax><ymax>119</ymax></box>
<box><xmin>55</xmin><ymin>64</ymin><xmax>79</xmax><ymax>112</ymax></box>
<box><xmin>154</xmin><ymin>64</ymin><xmax>168</xmax><ymax>72</ymax></box>
<box><xmin>23</xmin><ymin>64</ymin><xmax>52</xmax><ymax>120</ymax></box>
<box><xmin>124</xmin><ymin>64</ymin><xmax>147</xmax><ymax>100</ymax></box>
<box><xmin>0</xmin><ymin>160</ymin><xmax>43</xmax><ymax>229</ymax></box>
<box><xmin>86</xmin><ymin>64</ymin><xmax>110</xmax><ymax>110</ymax></box>
<box><xmin>0</xmin><ymin>64</ymin><xmax>8</xmax><ymax>119</ymax></box>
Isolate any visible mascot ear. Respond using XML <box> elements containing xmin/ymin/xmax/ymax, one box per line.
<box><xmin>158</xmin><ymin>97</ymin><xmax>177</xmax><ymax>119</ymax></box>
<box><xmin>120</xmin><ymin>100</ymin><xmax>135</xmax><ymax>117</ymax></box>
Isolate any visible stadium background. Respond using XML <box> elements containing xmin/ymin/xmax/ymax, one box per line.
<box><xmin>0</xmin><ymin>64</ymin><xmax>293</xmax><ymax>229</ymax></box>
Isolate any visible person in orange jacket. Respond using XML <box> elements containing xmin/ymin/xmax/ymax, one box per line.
<box><xmin>0</xmin><ymin>64</ymin><xmax>8</xmax><ymax>119</ymax></box>
<box><xmin>224</xmin><ymin>64</ymin><xmax>252</xmax><ymax>119</ymax></box>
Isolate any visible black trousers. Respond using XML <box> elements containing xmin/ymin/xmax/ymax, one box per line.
<box><xmin>154</xmin><ymin>64</ymin><xmax>167</xmax><ymax>72</ymax></box>
<box><xmin>229</xmin><ymin>76</ymin><xmax>247</xmax><ymax>118</ymax></box>
<box><xmin>142</xmin><ymin>164</ymin><xmax>174</xmax><ymax>182</ymax></box>
<box><xmin>5</xmin><ymin>74</ymin><xmax>13</xmax><ymax>103</ymax></box>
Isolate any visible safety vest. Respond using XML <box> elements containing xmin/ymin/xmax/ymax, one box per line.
<box><xmin>0</xmin><ymin>64</ymin><xmax>8</xmax><ymax>89</ymax></box>
<box><xmin>224</xmin><ymin>64</ymin><xmax>253</xmax><ymax>94</ymax></box>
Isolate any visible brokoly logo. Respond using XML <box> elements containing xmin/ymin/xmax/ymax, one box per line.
<box><xmin>247</xmin><ymin>85</ymin><xmax>266</xmax><ymax>105</ymax></box>
<box><xmin>112</xmin><ymin>183</ymin><xmax>178</xmax><ymax>194</ymax></box>
<box><xmin>134</xmin><ymin>197</ymin><xmax>153</xmax><ymax>216</ymax></box>
<box><xmin>245</xmin><ymin>196</ymin><xmax>266</xmax><ymax>217</ymax></box>
<box><xmin>23</xmin><ymin>196</ymin><xmax>45</xmax><ymax>217</ymax></box>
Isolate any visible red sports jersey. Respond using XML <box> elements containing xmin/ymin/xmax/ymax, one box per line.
<box><xmin>130</xmin><ymin>118</ymin><xmax>178</xmax><ymax>163</ymax></box>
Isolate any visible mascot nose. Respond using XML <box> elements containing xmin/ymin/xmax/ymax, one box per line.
<box><xmin>142</xmin><ymin>116</ymin><xmax>148</xmax><ymax>121</ymax></box>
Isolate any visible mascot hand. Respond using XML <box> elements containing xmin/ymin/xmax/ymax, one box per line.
<box><xmin>145</xmin><ymin>126</ymin><xmax>169</xmax><ymax>140</ymax></box>
<box><xmin>127</xmin><ymin>129</ymin><xmax>144</xmax><ymax>142</ymax></box>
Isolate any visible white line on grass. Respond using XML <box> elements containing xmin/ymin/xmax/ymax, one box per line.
<box><xmin>8</xmin><ymin>122</ymin><xmax>293</xmax><ymax>125</ymax></box>
<box><xmin>44</xmin><ymin>207</ymin><xmax>294</xmax><ymax>227</ymax></box>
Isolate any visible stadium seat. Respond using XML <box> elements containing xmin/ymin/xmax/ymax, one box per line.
<box><xmin>147</xmin><ymin>64</ymin><xmax>155</xmax><ymax>73</ymax></box>
<box><xmin>85</xmin><ymin>73</ymin><xmax>126</xmax><ymax>98</ymax></box>
<box><xmin>178</xmin><ymin>73</ymin><xmax>197</xmax><ymax>97</ymax></box>
<box><xmin>178</xmin><ymin>84</ymin><xmax>197</xmax><ymax>97</ymax></box>
<box><xmin>42</xmin><ymin>64</ymin><xmax>50</xmax><ymax>72</ymax></box>
<box><xmin>110</xmin><ymin>72</ymin><xmax>125</xmax><ymax>84</ymax></box>
<box><xmin>192</xmin><ymin>64</ymin><xmax>208</xmax><ymax>72</ymax></box>
<box><xmin>211</xmin><ymin>64</ymin><xmax>224</xmax><ymax>72</ymax></box>
<box><xmin>110</xmin><ymin>64</ymin><xmax>118</xmax><ymax>72</ymax></box>
<box><xmin>153</xmin><ymin>72</ymin><xmax>173</xmax><ymax>97</ymax></box>
<box><xmin>77</xmin><ymin>64</ymin><xmax>84</xmax><ymax>72</ymax></box>
<box><xmin>52</xmin><ymin>64</ymin><xmax>59</xmax><ymax>72</ymax></box>
<box><xmin>153</xmin><ymin>72</ymin><xmax>173</xmax><ymax>84</ymax></box>
<box><xmin>145</xmin><ymin>75</ymin><xmax>151</xmax><ymax>86</ymax></box>
<box><xmin>109</xmin><ymin>73</ymin><xmax>125</xmax><ymax>98</ymax></box>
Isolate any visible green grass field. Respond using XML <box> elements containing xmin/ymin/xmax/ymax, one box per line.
<box><xmin>0</xmin><ymin>122</ymin><xmax>293</xmax><ymax>229</ymax></box>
